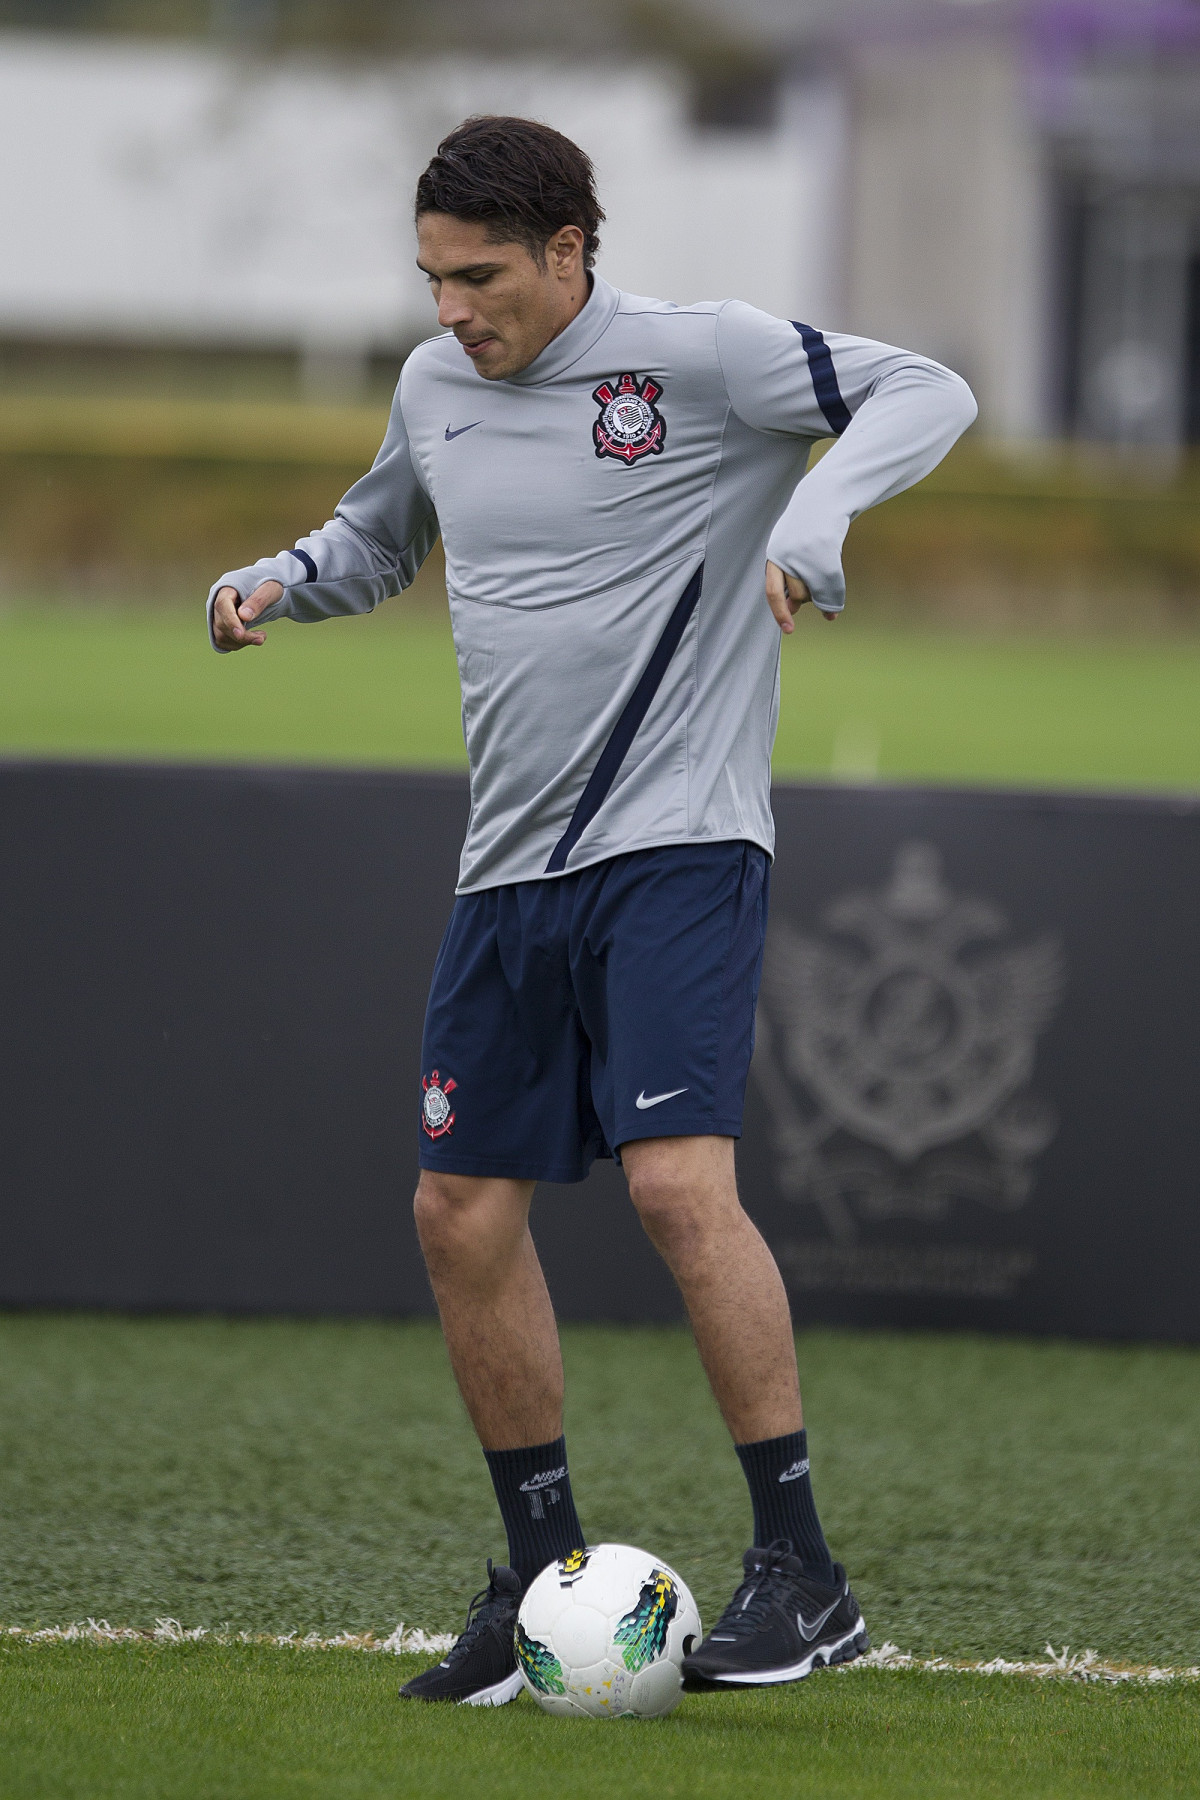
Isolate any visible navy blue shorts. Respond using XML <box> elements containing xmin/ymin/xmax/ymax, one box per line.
<box><xmin>418</xmin><ymin>841</ymin><xmax>770</xmax><ymax>1184</ymax></box>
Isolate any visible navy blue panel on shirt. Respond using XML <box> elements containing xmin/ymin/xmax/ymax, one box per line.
<box><xmin>289</xmin><ymin>547</ymin><xmax>319</xmax><ymax>583</ymax></box>
<box><xmin>792</xmin><ymin>322</ymin><xmax>853</xmax><ymax>435</ymax></box>
<box><xmin>546</xmin><ymin>563</ymin><xmax>704</xmax><ymax>874</ymax></box>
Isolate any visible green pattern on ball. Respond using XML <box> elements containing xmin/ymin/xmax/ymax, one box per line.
<box><xmin>613</xmin><ymin>1569</ymin><xmax>678</xmax><ymax>1672</ymax></box>
<box><xmin>515</xmin><ymin>1622</ymin><xmax>565</xmax><ymax>1695</ymax></box>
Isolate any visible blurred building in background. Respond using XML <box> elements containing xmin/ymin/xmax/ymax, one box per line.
<box><xmin>1</xmin><ymin>0</ymin><xmax>1198</xmax><ymax>444</ymax></box>
<box><xmin>0</xmin><ymin>37</ymin><xmax>840</xmax><ymax>401</ymax></box>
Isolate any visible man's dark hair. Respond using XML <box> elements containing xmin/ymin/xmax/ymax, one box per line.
<box><xmin>415</xmin><ymin>116</ymin><xmax>604</xmax><ymax>270</ymax></box>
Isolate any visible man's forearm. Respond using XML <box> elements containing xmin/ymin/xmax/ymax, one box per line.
<box><xmin>765</xmin><ymin>362</ymin><xmax>977</xmax><ymax>614</ymax></box>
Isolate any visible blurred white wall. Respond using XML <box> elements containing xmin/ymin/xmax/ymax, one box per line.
<box><xmin>0</xmin><ymin>34</ymin><xmax>843</xmax><ymax>358</ymax></box>
<box><xmin>846</xmin><ymin>35</ymin><xmax>1049</xmax><ymax>439</ymax></box>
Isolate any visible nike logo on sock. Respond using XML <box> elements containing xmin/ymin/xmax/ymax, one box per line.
<box><xmin>778</xmin><ymin>1458</ymin><xmax>810</xmax><ymax>1482</ymax></box>
<box><xmin>519</xmin><ymin>1467</ymin><xmax>567</xmax><ymax>1491</ymax></box>
<box><xmin>635</xmin><ymin>1087</ymin><xmax>689</xmax><ymax>1110</ymax></box>
<box><xmin>445</xmin><ymin>421</ymin><xmax>483</xmax><ymax>440</ymax></box>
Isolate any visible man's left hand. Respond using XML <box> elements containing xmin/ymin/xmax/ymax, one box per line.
<box><xmin>765</xmin><ymin>560</ymin><xmax>838</xmax><ymax>634</ymax></box>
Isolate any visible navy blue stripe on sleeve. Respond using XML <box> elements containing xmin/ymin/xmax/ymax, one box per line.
<box><xmin>288</xmin><ymin>547</ymin><xmax>319</xmax><ymax>583</ymax></box>
<box><xmin>545</xmin><ymin>563</ymin><xmax>704</xmax><ymax>875</ymax></box>
<box><xmin>791</xmin><ymin>322</ymin><xmax>852</xmax><ymax>435</ymax></box>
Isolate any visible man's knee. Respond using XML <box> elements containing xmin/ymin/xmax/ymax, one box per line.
<box><xmin>624</xmin><ymin>1138</ymin><xmax>739</xmax><ymax>1256</ymax></box>
<box><xmin>413</xmin><ymin>1170</ymin><xmax>469</xmax><ymax>1257</ymax></box>
<box><xmin>413</xmin><ymin>1170</ymin><xmax>533</xmax><ymax>1272</ymax></box>
<box><xmin>627</xmin><ymin>1165</ymin><xmax>698</xmax><ymax>1252</ymax></box>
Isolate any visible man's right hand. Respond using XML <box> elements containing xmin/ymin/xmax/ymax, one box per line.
<box><xmin>211</xmin><ymin>580</ymin><xmax>284</xmax><ymax>650</ymax></box>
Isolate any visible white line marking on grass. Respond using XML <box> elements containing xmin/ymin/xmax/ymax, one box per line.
<box><xmin>843</xmin><ymin>1642</ymin><xmax>1200</xmax><ymax>1687</ymax></box>
<box><xmin>3</xmin><ymin>1620</ymin><xmax>456</xmax><ymax>1654</ymax></box>
<box><xmin>3</xmin><ymin>1624</ymin><xmax>1198</xmax><ymax>1685</ymax></box>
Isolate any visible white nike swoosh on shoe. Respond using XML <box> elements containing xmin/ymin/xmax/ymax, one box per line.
<box><xmin>635</xmin><ymin>1087</ymin><xmax>689</xmax><ymax>1110</ymax></box>
<box><xmin>797</xmin><ymin>1597</ymin><xmax>842</xmax><ymax>1642</ymax></box>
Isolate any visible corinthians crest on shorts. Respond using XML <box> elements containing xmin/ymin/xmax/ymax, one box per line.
<box><xmin>592</xmin><ymin>373</ymin><xmax>666</xmax><ymax>464</ymax></box>
<box><xmin>421</xmin><ymin>1069</ymin><xmax>457</xmax><ymax>1139</ymax></box>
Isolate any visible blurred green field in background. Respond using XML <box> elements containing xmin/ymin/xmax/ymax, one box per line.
<box><xmin>3</xmin><ymin>399</ymin><xmax>1199</xmax><ymax>628</ymax></box>
<box><xmin>1</xmin><ymin>601</ymin><xmax>1197</xmax><ymax>792</ymax></box>
<box><xmin>1</xmin><ymin>396</ymin><xmax>1197</xmax><ymax>790</ymax></box>
<box><xmin>1</xmin><ymin>393</ymin><xmax>1196</xmax><ymax>791</ymax></box>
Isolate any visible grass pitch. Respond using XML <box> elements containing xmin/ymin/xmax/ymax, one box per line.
<box><xmin>0</xmin><ymin>601</ymin><xmax>1197</xmax><ymax>791</ymax></box>
<box><xmin>4</xmin><ymin>1645</ymin><xmax>1197</xmax><ymax>1800</ymax></box>
<box><xmin>1</xmin><ymin>1315</ymin><xmax>1198</xmax><ymax>1798</ymax></box>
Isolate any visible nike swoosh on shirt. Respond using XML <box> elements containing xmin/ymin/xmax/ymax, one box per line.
<box><xmin>444</xmin><ymin>421</ymin><xmax>484</xmax><ymax>440</ymax></box>
<box><xmin>797</xmin><ymin>1597</ymin><xmax>841</xmax><ymax>1642</ymax></box>
<box><xmin>635</xmin><ymin>1087</ymin><xmax>689</xmax><ymax>1110</ymax></box>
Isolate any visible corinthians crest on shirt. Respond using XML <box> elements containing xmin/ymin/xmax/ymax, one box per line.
<box><xmin>421</xmin><ymin>1069</ymin><xmax>456</xmax><ymax>1139</ymax></box>
<box><xmin>592</xmin><ymin>373</ymin><xmax>666</xmax><ymax>464</ymax></box>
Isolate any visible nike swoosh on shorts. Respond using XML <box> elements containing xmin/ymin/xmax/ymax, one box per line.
<box><xmin>445</xmin><ymin>421</ymin><xmax>483</xmax><ymax>440</ymax></box>
<box><xmin>635</xmin><ymin>1087</ymin><xmax>689</xmax><ymax>1110</ymax></box>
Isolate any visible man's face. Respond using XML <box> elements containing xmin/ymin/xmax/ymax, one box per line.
<box><xmin>416</xmin><ymin>213</ymin><xmax>586</xmax><ymax>381</ymax></box>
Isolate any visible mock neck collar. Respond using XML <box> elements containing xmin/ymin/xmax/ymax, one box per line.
<box><xmin>502</xmin><ymin>273</ymin><xmax>620</xmax><ymax>387</ymax></box>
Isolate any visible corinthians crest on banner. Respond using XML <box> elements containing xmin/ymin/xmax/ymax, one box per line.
<box><xmin>753</xmin><ymin>842</ymin><xmax>1065</xmax><ymax>1248</ymax></box>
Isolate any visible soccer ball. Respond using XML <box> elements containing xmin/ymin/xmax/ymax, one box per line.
<box><xmin>514</xmin><ymin>1543</ymin><xmax>702</xmax><ymax>1719</ymax></box>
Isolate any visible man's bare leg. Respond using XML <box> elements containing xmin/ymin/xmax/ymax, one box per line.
<box><xmin>412</xmin><ymin>1167</ymin><xmax>587</xmax><ymax>1609</ymax></box>
<box><xmin>413</xmin><ymin>1169</ymin><xmax>561</xmax><ymax>1449</ymax></box>
<box><xmin>620</xmin><ymin>1134</ymin><xmax>801</xmax><ymax>1442</ymax></box>
<box><xmin>623</xmin><ymin>1136</ymin><xmax>865</xmax><ymax>1679</ymax></box>
<box><xmin>620</xmin><ymin>1130</ymin><xmax>843</xmax><ymax>1611</ymax></box>
<box><xmin>414</xmin><ymin>1145</ymin><xmax>804</xmax><ymax>1450</ymax></box>
<box><xmin>401</xmin><ymin>1170</ymin><xmax>585</xmax><ymax>1704</ymax></box>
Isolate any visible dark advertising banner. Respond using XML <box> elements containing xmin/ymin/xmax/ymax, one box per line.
<box><xmin>747</xmin><ymin>785</ymin><xmax>1200</xmax><ymax>1340</ymax></box>
<box><xmin>0</xmin><ymin>763</ymin><xmax>1196</xmax><ymax>1338</ymax></box>
<box><xmin>0</xmin><ymin>763</ymin><xmax>465</xmax><ymax>1318</ymax></box>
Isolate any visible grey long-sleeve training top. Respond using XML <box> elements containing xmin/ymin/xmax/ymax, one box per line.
<box><xmin>209</xmin><ymin>275</ymin><xmax>976</xmax><ymax>893</ymax></box>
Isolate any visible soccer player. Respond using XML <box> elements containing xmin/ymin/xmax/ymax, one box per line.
<box><xmin>209</xmin><ymin>116</ymin><xmax>975</xmax><ymax>1701</ymax></box>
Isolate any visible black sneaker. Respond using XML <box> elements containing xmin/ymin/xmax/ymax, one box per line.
<box><xmin>399</xmin><ymin>1561</ymin><xmax>523</xmax><ymax>1706</ymax></box>
<box><xmin>682</xmin><ymin>1541</ymin><xmax>869</xmax><ymax>1686</ymax></box>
